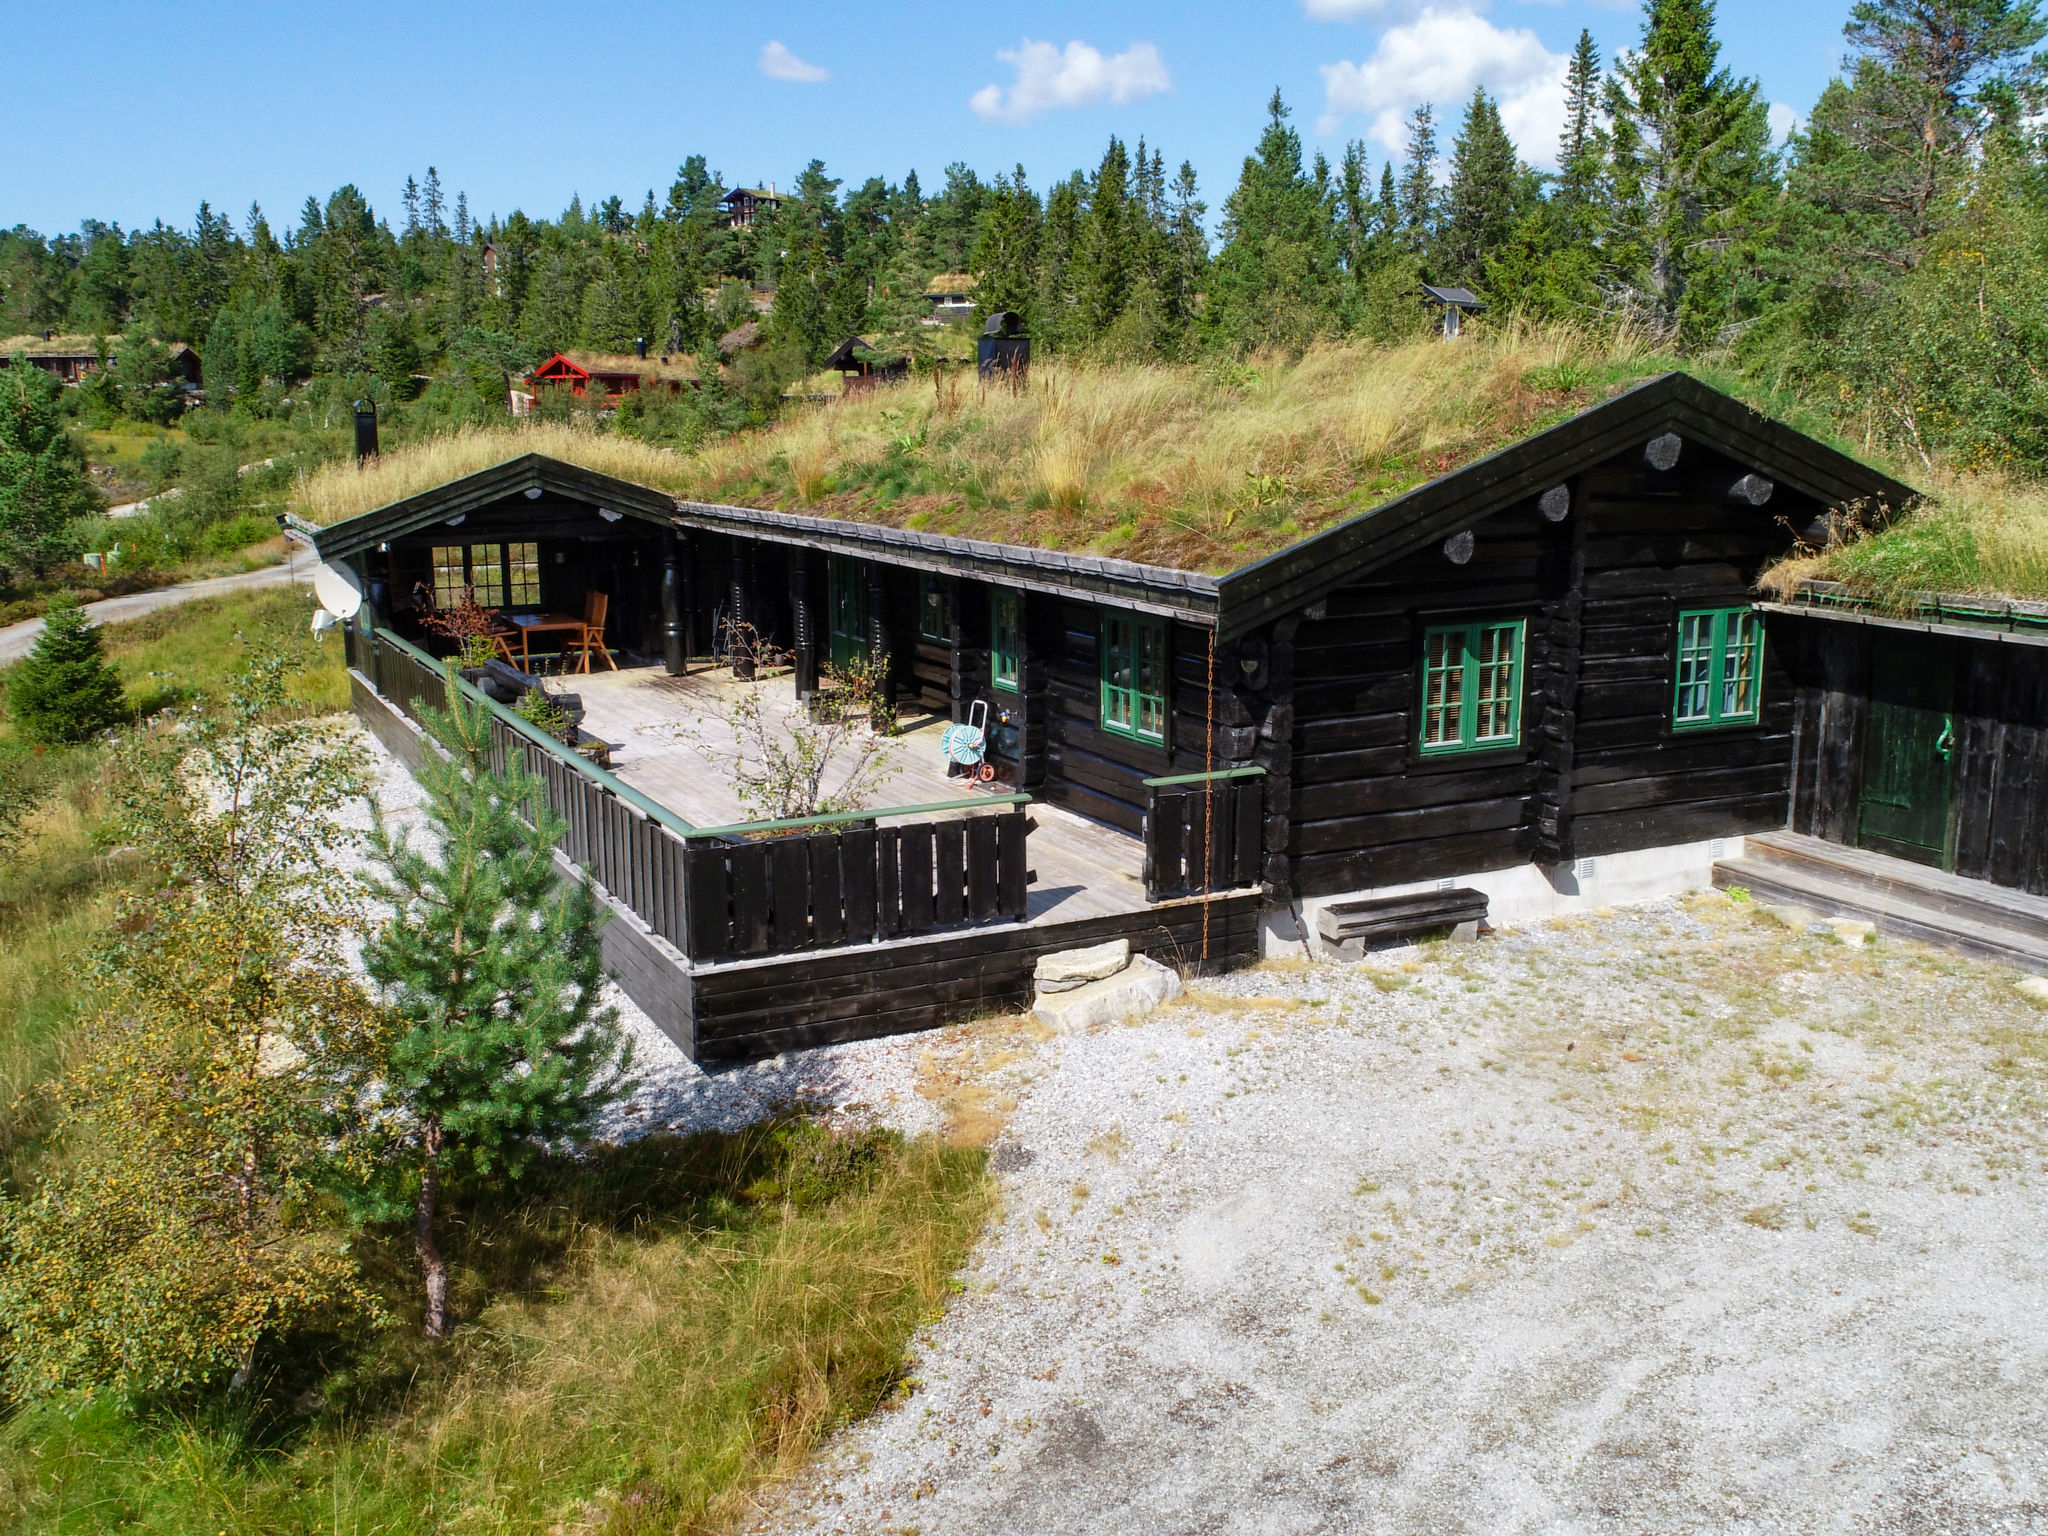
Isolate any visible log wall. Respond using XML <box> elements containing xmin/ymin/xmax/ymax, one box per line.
<box><xmin>1282</xmin><ymin>449</ymin><xmax>1824</xmax><ymax>899</ymax></box>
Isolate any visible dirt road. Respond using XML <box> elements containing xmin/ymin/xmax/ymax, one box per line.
<box><xmin>0</xmin><ymin>559</ymin><xmax>308</xmax><ymax>666</ymax></box>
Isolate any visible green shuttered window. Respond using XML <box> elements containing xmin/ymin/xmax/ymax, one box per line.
<box><xmin>1673</xmin><ymin>607</ymin><xmax>1762</xmax><ymax>728</ymax></box>
<box><xmin>991</xmin><ymin>588</ymin><xmax>1022</xmax><ymax>692</ymax></box>
<box><xmin>1100</xmin><ymin>611</ymin><xmax>1167</xmax><ymax>742</ymax></box>
<box><xmin>1419</xmin><ymin>619</ymin><xmax>1525</xmax><ymax>755</ymax></box>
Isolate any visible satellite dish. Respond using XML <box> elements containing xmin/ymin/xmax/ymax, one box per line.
<box><xmin>312</xmin><ymin>560</ymin><xmax>363</xmax><ymax>619</ymax></box>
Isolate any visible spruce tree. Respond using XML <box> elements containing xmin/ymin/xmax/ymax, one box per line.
<box><xmin>1398</xmin><ymin>104</ymin><xmax>1441</xmax><ymax>256</ymax></box>
<box><xmin>970</xmin><ymin>166</ymin><xmax>1043</xmax><ymax>329</ymax></box>
<box><xmin>1074</xmin><ymin>137</ymin><xmax>1136</xmax><ymax>342</ymax></box>
<box><xmin>9</xmin><ymin>598</ymin><xmax>125</xmax><ymax>745</ymax></box>
<box><xmin>0</xmin><ymin>358</ymin><xmax>98</xmax><ymax>585</ymax></box>
<box><xmin>358</xmin><ymin>685</ymin><xmax>632</xmax><ymax>1338</ymax></box>
<box><xmin>1558</xmin><ymin>30</ymin><xmax>1606</xmax><ymax>209</ymax></box>
<box><xmin>1605</xmin><ymin>0</ymin><xmax>1774</xmax><ymax>340</ymax></box>
<box><xmin>1441</xmin><ymin>88</ymin><xmax>1528</xmax><ymax>286</ymax></box>
<box><xmin>1205</xmin><ymin>91</ymin><xmax>1343</xmax><ymax>351</ymax></box>
<box><xmin>1034</xmin><ymin>173</ymin><xmax>1087</xmax><ymax>354</ymax></box>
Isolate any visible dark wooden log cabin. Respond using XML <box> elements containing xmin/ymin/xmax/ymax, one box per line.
<box><xmin>315</xmin><ymin>371</ymin><xmax>2048</xmax><ymax>1049</ymax></box>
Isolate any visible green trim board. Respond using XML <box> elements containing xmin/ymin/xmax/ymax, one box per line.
<box><xmin>1143</xmin><ymin>766</ymin><xmax>1266</xmax><ymax>787</ymax></box>
<box><xmin>1101</xmin><ymin>611</ymin><xmax>1168</xmax><ymax>742</ymax></box>
<box><xmin>683</xmin><ymin>793</ymin><xmax>1032</xmax><ymax>840</ymax></box>
<box><xmin>1419</xmin><ymin>618</ymin><xmax>1525</xmax><ymax>755</ymax></box>
<box><xmin>991</xmin><ymin>587</ymin><xmax>1022</xmax><ymax>692</ymax></box>
<box><xmin>1672</xmin><ymin>606</ymin><xmax>1762</xmax><ymax>729</ymax></box>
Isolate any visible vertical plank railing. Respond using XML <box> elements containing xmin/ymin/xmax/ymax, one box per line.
<box><xmin>352</xmin><ymin>626</ymin><xmax>696</xmax><ymax>951</ymax></box>
<box><xmin>1142</xmin><ymin>767</ymin><xmax>1266</xmax><ymax>900</ymax></box>
<box><xmin>677</xmin><ymin>803</ymin><xmax>1032</xmax><ymax>962</ymax></box>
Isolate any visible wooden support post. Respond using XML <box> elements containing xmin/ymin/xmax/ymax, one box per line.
<box><xmin>661</xmin><ymin>536</ymin><xmax>685</xmax><ymax>676</ymax></box>
<box><xmin>730</xmin><ymin>537</ymin><xmax>754</xmax><ymax>679</ymax></box>
<box><xmin>867</xmin><ymin>564</ymin><xmax>892</xmax><ymax>696</ymax></box>
<box><xmin>791</xmin><ymin>547</ymin><xmax>818</xmax><ymax>699</ymax></box>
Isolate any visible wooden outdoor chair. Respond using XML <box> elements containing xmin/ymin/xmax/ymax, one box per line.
<box><xmin>572</xmin><ymin>590</ymin><xmax>616</xmax><ymax>673</ymax></box>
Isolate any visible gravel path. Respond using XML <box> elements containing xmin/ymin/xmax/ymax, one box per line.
<box><xmin>346</xmin><ymin>722</ymin><xmax>2048</xmax><ymax>1530</ymax></box>
<box><xmin>744</xmin><ymin>899</ymin><xmax>2048</xmax><ymax>1534</ymax></box>
<box><xmin>0</xmin><ymin>559</ymin><xmax>304</xmax><ymax>665</ymax></box>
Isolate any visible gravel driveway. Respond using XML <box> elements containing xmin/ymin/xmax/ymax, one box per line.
<box><xmin>740</xmin><ymin>898</ymin><xmax>2048</xmax><ymax>1535</ymax></box>
<box><xmin>0</xmin><ymin>559</ymin><xmax>304</xmax><ymax>666</ymax></box>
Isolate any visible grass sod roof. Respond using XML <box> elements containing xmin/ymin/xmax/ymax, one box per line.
<box><xmin>298</xmin><ymin>324</ymin><xmax>2025</xmax><ymax>605</ymax></box>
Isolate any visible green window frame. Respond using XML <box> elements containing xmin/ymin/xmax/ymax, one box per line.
<box><xmin>827</xmin><ymin>555</ymin><xmax>869</xmax><ymax>668</ymax></box>
<box><xmin>991</xmin><ymin>587</ymin><xmax>1022</xmax><ymax>692</ymax></box>
<box><xmin>1672</xmin><ymin>606</ymin><xmax>1762</xmax><ymax>728</ymax></box>
<box><xmin>1100</xmin><ymin>611</ymin><xmax>1168</xmax><ymax>743</ymax></box>
<box><xmin>919</xmin><ymin>572</ymin><xmax>953</xmax><ymax>644</ymax></box>
<box><xmin>432</xmin><ymin>542</ymin><xmax>537</xmax><ymax>610</ymax></box>
<box><xmin>1419</xmin><ymin>618</ymin><xmax>1525</xmax><ymax>755</ymax></box>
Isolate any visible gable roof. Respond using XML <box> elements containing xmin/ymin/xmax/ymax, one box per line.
<box><xmin>308</xmin><ymin>454</ymin><xmax>677</xmax><ymax>560</ymax></box>
<box><xmin>1213</xmin><ymin>372</ymin><xmax>1916</xmax><ymax>639</ymax></box>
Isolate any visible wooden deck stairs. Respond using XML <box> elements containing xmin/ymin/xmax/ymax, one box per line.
<box><xmin>1713</xmin><ymin>831</ymin><xmax>2048</xmax><ymax>975</ymax></box>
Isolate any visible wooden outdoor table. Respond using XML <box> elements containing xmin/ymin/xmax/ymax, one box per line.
<box><xmin>507</xmin><ymin>613</ymin><xmax>586</xmax><ymax>668</ymax></box>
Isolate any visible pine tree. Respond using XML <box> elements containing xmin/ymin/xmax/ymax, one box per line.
<box><xmin>8</xmin><ymin>598</ymin><xmax>124</xmax><ymax>744</ymax></box>
<box><xmin>1167</xmin><ymin>160</ymin><xmax>1210</xmax><ymax>320</ymax></box>
<box><xmin>1605</xmin><ymin>0</ymin><xmax>1775</xmax><ymax>340</ymax></box>
<box><xmin>1440</xmin><ymin>88</ymin><xmax>1529</xmax><ymax>286</ymax></box>
<box><xmin>358</xmin><ymin>686</ymin><xmax>631</xmax><ymax>1339</ymax></box>
<box><xmin>422</xmin><ymin>167</ymin><xmax>447</xmax><ymax>238</ymax></box>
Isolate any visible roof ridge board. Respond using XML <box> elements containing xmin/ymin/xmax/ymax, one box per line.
<box><xmin>671</xmin><ymin>497</ymin><xmax>1223</xmax><ymax>593</ymax></box>
<box><xmin>311</xmin><ymin>453</ymin><xmax>674</xmax><ymax>557</ymax></box>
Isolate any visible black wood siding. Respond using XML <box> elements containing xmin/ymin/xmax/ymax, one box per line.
<box><xmin>1284</xmin><ymin>451</ymin><xmax>1823</xmax><ymax>899</ymax></box>
<box><xmin>1785</xmin><ymin>617</ymin><xmax>2048</xmax><ymax>895</ymax></box>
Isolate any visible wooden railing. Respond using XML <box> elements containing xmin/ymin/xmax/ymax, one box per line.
<box><xmin>1142</xmin><ymin>766</ymin><xmax>1265</xmax><ymax>900</ymax></box>
<box><xmin>681</xmin><ymin>801</ymin><xmax>1031</xmax><ymax>961</ymax></box>
<box><xmin>348</xmin><ymin>625</ymin><xmax>697</xmax><ymax>951</ymax></box>
<box><xmin>346</xmin><ymin>625</ymin><xmax>1034</xmax><ymax>964</ymax></box>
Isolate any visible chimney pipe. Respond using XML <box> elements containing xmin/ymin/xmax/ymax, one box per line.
<box><xmin>353</xmin><ymin>400</ymin><xmax>379</xmax><ymax>462</ymax></box>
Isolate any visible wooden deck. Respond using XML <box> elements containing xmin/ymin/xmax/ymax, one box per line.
<box><xmin>572</xmin><ymin>664</ymin><xmax>1153</xmax><ymax>926</ymax></box>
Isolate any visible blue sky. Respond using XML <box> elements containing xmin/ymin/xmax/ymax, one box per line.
<box><xmin>5</xmin><ymin>0</ymin><xmax>1853</xmax><ymax>237</ymax></box>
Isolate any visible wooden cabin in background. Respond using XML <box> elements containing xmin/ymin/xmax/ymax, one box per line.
<box><xmin>526</xmin><ymin>351</ymin><xmax>696</xmax><ymax>405</ymax></box>
<box><xmin>720</xmin><ymin>185</ymin><xmax>782</xmax><ymax>229</ymax></box>
<box><xmin>311</xmin><ymin>372</ymin><xmax>2048</xmax><ymax>1056</ymax></box>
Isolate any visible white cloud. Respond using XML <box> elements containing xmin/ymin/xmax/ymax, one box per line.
<box><xmin>1768</xmin><ymin>101</ymin><xmax>1803</xmax><ymax>143</ymax></box>
<box><xmin>1303</xmin><ymin>0</ymin><xmax>1399</xmax><ymax>16</ymax></box>
<box><xmin>969</xmin><ymin>39</ymin><xmax>1171</xmax><ymax>125</ymax></box>
<box><xmin>1318</xmin><ymin>8</ymin><xmax>1571</xmax><ymax>166</ymax></box>
<box><xmin>759</xmin><ymin>40</ymin><xmax>828</xmax><ymax>84</ymax></box>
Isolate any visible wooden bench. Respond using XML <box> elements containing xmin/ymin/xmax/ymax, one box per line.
<box><xmin>1316</xmin><ymin>887</ymin><xmax>1490</xmax><ymax>960</ymax></box>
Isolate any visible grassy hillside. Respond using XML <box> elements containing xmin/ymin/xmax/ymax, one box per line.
<box><xmin>293</xmin><ymin>322</ymin><xmax>2047</xmax><ymax>602</ymax></box>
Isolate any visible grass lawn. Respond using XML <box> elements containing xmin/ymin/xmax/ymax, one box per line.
<box><xmin>0</xmin><ymin>584</ymin><xmax>995</xmax><ymax>1533</ymax></box>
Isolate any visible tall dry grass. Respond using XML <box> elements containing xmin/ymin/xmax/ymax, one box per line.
<box><xmin>294</xmin><ymin>323</ymin><xmax>1668</xmax><ymax>571</ymax></box>
<box><xmin>295</xmin><ymin>421</ymin><xmax>702</xmax><ymax>529</ymax></box>
<box><xmin>1763</xmin><ymin>463</ymin><xmax>2048</xmax><ymax>608</ymax></box>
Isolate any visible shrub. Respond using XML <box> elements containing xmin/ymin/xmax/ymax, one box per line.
<box><xmin>8</xmin><ymin>599</ymin><xmax>126</xmax><ymax>744</ymax></box>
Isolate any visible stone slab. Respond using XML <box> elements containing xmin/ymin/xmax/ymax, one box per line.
<box><xmin>1033</xmin><ymin>954</ymin><xmax>1181</xmax><ymax>1032</ymax></box>
<box><xmin>1034</xmin><ymin>938</ymin><xmax>1132</xmax><ymax>993</ymax></box>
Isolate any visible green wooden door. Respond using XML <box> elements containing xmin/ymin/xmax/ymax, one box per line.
<box><xmin>1857</xmin><ymin>641</ymin><xmax>1955</xmax><ymax>867</ymax></box>
<box><xmin>827</xmin><ymin>556</ymin><xmax>868</xmax><ymax>669</ymax></box>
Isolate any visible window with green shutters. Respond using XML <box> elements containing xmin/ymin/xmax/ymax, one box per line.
<box><xmin>1100</xmin><ymin>612</ymin><xmax>1168</xmax><ymax>743</ymax></box>
<box><xmin>1672</xmin><ymin>607</ymin><xmax>1762</xmax><ymax>728</ymax></box>
<box><xmin>991</xmin><ymin>587</ymin><xmax>1022</xmax><ymax>692</ymax></box>
<box><xmin>1419</xmin><ymin>619</ymin><xmax>1525</xmax><ymax>755</ymax></box>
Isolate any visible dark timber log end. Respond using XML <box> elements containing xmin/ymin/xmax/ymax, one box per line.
<box><xmin>1725</xmin><ymin>472</ymin><xmax>1775</xmax><ymax>507</ymax></box>
<box><xmin>1443</xmin><ymin>530</ymin><xmax>1475</xmax><ymax>565</ymax></box>
<box><xmin>1645</xmin><ymin>433</ymin><xmax>1683</xmax><ymax>472</ymax></box>
<box><xmin>1539</xmin><ymin>484</ymin><xmax>1572</xmax><ymax>522</ymax></box>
